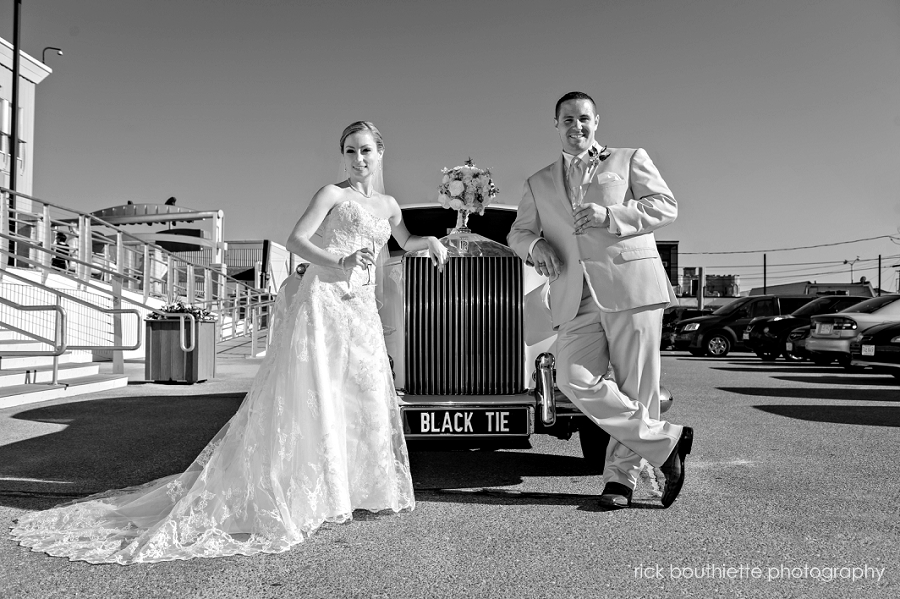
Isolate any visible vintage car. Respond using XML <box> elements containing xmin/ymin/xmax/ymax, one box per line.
<box><xmin>296</xmin><ymin>203</ymin><xmax>673</xmax><ymax>463</ymax></box>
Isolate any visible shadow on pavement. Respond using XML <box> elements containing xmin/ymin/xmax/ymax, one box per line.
<box><xmin>0</xmin><ymin>393</ymin><xmax>245</xmax><ymax>508</ymax></box>
<box><xmin>771</xmin><ymin>375</ymin><xmax>900</xmax><ymax>387</ymax></box>
<box><xmin>720</xmin><ymin>386</ymin><xmax>900</xmax><ymax>402</ymax></box>
<box><xmin>754</xmin><ymin>404</ymin><xmax>900</xmax><ymax>427</ymax></box>
<box><xmin>710</xmin><ymin>366</ymin><xmax>838</xmax><ymax>374</ymax></box>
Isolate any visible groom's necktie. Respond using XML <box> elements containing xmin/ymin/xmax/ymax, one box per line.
<box><xmin>567</xmin><ymin>156</ymin><xmax>585</xmax><ymax>205</ymax></box>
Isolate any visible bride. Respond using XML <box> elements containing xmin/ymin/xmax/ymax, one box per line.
<box><xmin>10</xmin><ymin>121</ymin><xmax>448</xmax><ymax>564</ymax></box>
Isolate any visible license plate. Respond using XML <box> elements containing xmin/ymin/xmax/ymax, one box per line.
<box><xmin>819</xmin><ymin>323</ymin><xmax>833</xmax><ymax>335</ymax></box>
<box><xmin>862</xmin><ymin>345</ymin><xmax>875</xmax><ymax>356</ymax></box>
<box><xmin>785</xmin><ymin>342</ymin><xmax>793</xmax><ymax>351</ymax></box>
<box><xmin>742</xmin><ymin>331</ymin><xmax>749</xmax><ymax>340</ymax></box>
<box><xmin>403</xmin><ymin>408</ymin><xmax>531</xmax><ymax>436</ymax></box>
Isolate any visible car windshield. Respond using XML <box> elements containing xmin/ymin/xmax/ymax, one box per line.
<box><xmin>791</xmin><ymin>297</ymin><xmax>833</xmax><ymax>317</ymax></box>
<box><xmin>390</xmin><ymin>207</ymin><xmax>517</xmax><ymax>253</ymax></box>
<box><xmin>841</xmin><ymin>295</ymin><xmax>900</xmax><ymax>314</ymax></box>
<box><xmin>712</xmin><ymin>297</ymin><xmax>752</xmax><ymax>315</ymax></box>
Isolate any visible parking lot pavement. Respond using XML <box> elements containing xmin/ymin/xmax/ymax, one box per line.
<box><xmin>1</xmin><ymin>353</ymin><xmax>897</xmax><ymax>598</ymax></box>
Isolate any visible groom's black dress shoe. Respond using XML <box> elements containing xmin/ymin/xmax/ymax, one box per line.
<box><xmin>599</xmin><ymin>482</ymin><xmax>633</xmax><ymax>510</ymax></box>
<box><xmin>660</xmin><ymin>426</ymin><xmax>693</xmax><ymax>508</ymax></box>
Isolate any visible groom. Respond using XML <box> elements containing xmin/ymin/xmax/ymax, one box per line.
<box><xmin>508</xmin><ymin>91</ymin><xmax>693</xmax><ymax>509</ymax></box>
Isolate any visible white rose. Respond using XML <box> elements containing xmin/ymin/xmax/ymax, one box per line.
<box><xmin>442</xmin><ymin>174</ymin><xmax>450</xmax><ymax>185</ymax></box>
<box><xmin>448</xmin><ymin>180</ymin><xmax>465</xmax><ymax>197</ymax></box>
<box><xmin>438</xmin><ymin>193</ymin><xmax>450</xmax><ymax>207</ymax></box>
<box><xmin>449</xmin><ymin>198</ymin><xmax>464</xmax><ymax>210</ymax></box>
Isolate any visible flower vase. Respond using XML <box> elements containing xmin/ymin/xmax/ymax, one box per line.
<box><xmin>452</xmin><ymin>209</ymin><xmax>471</xmax><ymax>233</ymax></box>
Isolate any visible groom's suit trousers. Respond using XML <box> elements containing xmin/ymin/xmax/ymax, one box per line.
<box><xmin>555</xmin><ymin>282</ymin><xmax>682</xmax><ymax>486</ymax></box>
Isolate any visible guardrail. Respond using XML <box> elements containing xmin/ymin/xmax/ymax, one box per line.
<box><xmin>0</xmin><ymin>187</ymin><xmax>275</xmax><ymax>364</ymax></box>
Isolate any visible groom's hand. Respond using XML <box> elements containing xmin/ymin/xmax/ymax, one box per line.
<box><xmin>574</xmin><ymin>203</ymin><xmax>609</xmax><ymax>235</ymax></box>
<box><xmin>531</xmin><ymin>239</ymin><xmax>563</xmax><ymax>280</ymax></box>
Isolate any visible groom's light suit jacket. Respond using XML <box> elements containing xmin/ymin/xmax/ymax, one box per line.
<box><xmin>509</xmin><ymin>147</ymin><xmax>678</xmax><ymax>328</ymax></box>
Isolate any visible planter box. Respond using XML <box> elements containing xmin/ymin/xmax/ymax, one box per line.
<box><xmin>145</xmin><ymin>319</ymin><xmax>217</xmax><ymax>383</ymax></box>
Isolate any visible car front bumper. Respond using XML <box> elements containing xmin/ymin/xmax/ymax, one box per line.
<box><xmin>398</xmin><ymin>390</ymin><xmax>582</xmax><ymax>439</ymax></box>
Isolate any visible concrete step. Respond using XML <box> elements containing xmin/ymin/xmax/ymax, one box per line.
<box><xmin>0</xmin><ymin>352</ymin><xmax>72</xmax><ymax>370</ymax></box>
<box><xmin>0</xmin><ymin>362</ymin><xmax>101</xmax><ymax>387</ymax></box>
<box><xmin>0</xmin><ymin>339</ymin><xmax>54</xmax><ymax>353</ymax></box>
<box><xmin>0</xmin><ymin>374</ymin><xmax>129</xmax><ymax>410</ymax></box>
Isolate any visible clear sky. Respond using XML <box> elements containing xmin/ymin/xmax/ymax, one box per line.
<box><xmin>3</xmin><ymin>0</ymin><xmax>900</xmax><ymax>291</ymax></box>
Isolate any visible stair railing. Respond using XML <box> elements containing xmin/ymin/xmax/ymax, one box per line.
<box><xmin>1</xmin><ymin>187</ymin><xmax>276</xmax><ymax>360</ymax></box>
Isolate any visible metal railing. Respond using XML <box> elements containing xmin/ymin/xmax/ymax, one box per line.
<box><xmin>0</xmin><ymin>187</ymin><xmax>276</xmax><ymax>370</ymax></box>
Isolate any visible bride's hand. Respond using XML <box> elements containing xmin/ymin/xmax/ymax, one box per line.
<box><xmin>426</xmin><ymin>237</ymin><xmax>448</xmax><ymax>272</ymax></box>
<box><xmin>341</xmin><ymin>248</ymin><xmax>375</xmax><ymax>271</ymax></box>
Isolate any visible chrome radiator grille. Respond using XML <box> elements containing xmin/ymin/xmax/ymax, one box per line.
<box><xmin>404</xmin><ymin>256</ymin><xmax>524</xmax><ymax>395</ymax></box>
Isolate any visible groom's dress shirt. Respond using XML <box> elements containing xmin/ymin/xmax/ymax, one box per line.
<box><xmin>527</xmin><ymin>149</ymin><xmax>609</xmax><ymax>261</ymax></box>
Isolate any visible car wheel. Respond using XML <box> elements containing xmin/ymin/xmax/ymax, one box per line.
<box><xmin>705</xmin><ymin>333</ymin><xmax>731</xmax><ymax>357</ymax></box>
<box><xmin>755</xmin><ymin>349</ymin><xmax>778</xmax><ymax>361</ymax></box>
<box><xmin>579</xmin><ymin>422</ymin><xmax>611</xmax><ymax>471</ymax></box>
<box><xmin>688</xmin><ymin>349</ymin><xmax>705</xmax><ymax>357</ymax></box>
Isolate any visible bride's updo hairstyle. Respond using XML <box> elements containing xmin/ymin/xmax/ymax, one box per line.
<box><xmin>340</xmin><ymin>121</ymin><xmax>385</xmax><ymax>154</ymax></box>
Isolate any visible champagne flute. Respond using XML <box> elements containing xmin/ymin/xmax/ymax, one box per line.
<box><xmin>363</xmin><ymin>237</ymin><xmax>376</xmax><ymax>286</ymax></box>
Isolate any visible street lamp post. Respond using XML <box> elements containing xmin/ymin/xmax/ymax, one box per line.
<box><xmin>844</xmin><ymin>256</ymin><xmax>860</xmax><ymax>283</ymax></box>
<box><xmin>42</xmin><ymin>46</ymin><xmax>63</xmax><ymax>63</ymax></box>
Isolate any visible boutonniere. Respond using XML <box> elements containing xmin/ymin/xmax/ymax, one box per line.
<box><xmin>583</xmin><ymin>144</ymin><xmax>610</xmax><ymax>181</ymax></box>
<box><xmin>588</xmin><ymin>144</ymin><xmax>611</xmax><ymax>166</ymax></box>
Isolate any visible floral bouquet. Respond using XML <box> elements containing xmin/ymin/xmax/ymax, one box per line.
<box><xmin>437</xmin><ymin>158</ymin><xmax>499</xmax><ymax>217</ymax></box>
<box><xmin>146</xmin><ymin>301</ymin><xmax>218</xmax><ymax>322</ymax></box>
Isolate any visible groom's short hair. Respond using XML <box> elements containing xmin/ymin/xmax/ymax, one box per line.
<box><xmin>555</xmin><ymin>91</ymin><xmax>596</xmax><ymax>119</ymax></box>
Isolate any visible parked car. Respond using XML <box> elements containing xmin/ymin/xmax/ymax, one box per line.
<box><xmin>785</xmin><ymin>325</ymin><xmax>812</xmax><ymax>361</ymax></box>
<box><xmin>806</xmin><ymin>295</ymin><xmax>900</xmax><ymax>367</ymax></box>
<box><xmin>290</xmin><ymin>203</ymin><xmax>674</xmax><ymax>463</ymax></box>
<box><xmin>744</xmin><ymin>295</ymin><xmax>871</xmax><ymax>361</ymax></box>
<box><xmin>660</xmin><ymin>306</ymin><xmax>714</xmax><ymax>350</ymax></box>
<box><xmin>850</xmin><ymin>321</ymin><xmax>900</xmax><ymax>379</ymax></box>
<box><xmin>673</xmin><ymin>294</ymin><xmax>817</xmax><ymax>357</ymax></box>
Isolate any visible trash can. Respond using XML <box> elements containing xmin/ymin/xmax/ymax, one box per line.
<box><xmin>145</xmin><ymin>317</ymin><xmax>217</xmax><ymax>383</ymax></box>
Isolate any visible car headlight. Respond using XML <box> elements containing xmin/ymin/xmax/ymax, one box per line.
<box><xmin>683</xmin><ymin>323</ymin><xmax>699</xmax><ymax>332</ymax></box>
<box><xmin>771</xmin><ymin>316</ymin><xmax>785</xmax><ymax>322</ymax></box>
<box><xmin>853</xmin><ymin>333</ymin><xmax>864</xmax><ymax>343</ymax></box>
<box><xmin>891</xmin><ymin>336</ymin><xmax>900</xmax><ymax>344</ymax></box>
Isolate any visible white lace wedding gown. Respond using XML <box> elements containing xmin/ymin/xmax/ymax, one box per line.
<box><xmin>10</xmin><ymin>200</ymin><xmax>415</xmax><ymax>564</ymax></box>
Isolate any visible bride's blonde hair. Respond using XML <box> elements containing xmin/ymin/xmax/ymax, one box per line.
<box><xmin>340</xmin><ymin>121</ymin><xmax>385</xmax><ymax>153</ymax></box>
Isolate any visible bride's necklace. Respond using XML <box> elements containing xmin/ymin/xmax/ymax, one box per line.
<box><xmin>348</xmin><ymin>182</ymin><xmax>375</xmax><ymax>199</ymax></box>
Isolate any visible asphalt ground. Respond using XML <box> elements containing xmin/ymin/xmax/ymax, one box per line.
<box><xmin>1</xmin><ymin>351</ymin><xmax>898</xmax><ymax>598</ymax></box>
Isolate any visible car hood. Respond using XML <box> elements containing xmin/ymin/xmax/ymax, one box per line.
<box><xmin>678</xmin><ymin>314</ymin><xmax>719</xmax><ymax>326</ymax></box>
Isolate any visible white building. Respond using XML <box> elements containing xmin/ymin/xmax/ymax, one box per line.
<box><xmin>1</xmin><ymin>37</ymin><xmax>51</xmax><ymax>199</ymax></box>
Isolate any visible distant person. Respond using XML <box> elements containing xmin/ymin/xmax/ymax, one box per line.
<box><xmin>165</xmin><ymin>197</ymin><xmax>177</xmax><ymax>206</ymax></box>
<box><xmin>508</xmin><ymin>91</ymin><xmax>693</xmax><ymax>510</ymax></box>
<box><xmin>11</xmin><ymin>121</ymin><xmax>447</xmax><ymax>564</ymax></box>
<box><xmin>50</xmin><ymin>232</ymin><xmax>69</xmax><ymax>271</ymax></box>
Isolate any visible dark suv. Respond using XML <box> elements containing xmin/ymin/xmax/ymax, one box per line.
<box><xmin>673</xmin><ymin>295</ymin><xmax>817</xmax><ymax>357</ymax></box>
<box><xmin>661</xmin><ymin>306</ymin><xmax>714</xmax><ymax>350</ymax></box>
<box><xmin>744</xmin><ymin>295</ymin><xmax>871</xmax><ymax>361</ymax></box>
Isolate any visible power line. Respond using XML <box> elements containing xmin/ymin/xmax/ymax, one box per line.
<box><xmin>681</xmin><ymin>234</ymin><xmax>900</xmax><ymax>255</ymax></box>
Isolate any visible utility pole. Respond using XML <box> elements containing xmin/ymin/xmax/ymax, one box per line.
<box><xmin>878</xmin><ymin>255</ymin><xmax>881</xmax><ymax>296</ymax></box>
<box><xmin>763</xmin><ymin>254</ymin><xmax>766</xmax><ymax>294</ymax></box>
<box><xmin>6</xmin><ymin>0</ymin><xmax>22</xmax><ymax>266</ymax></box>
